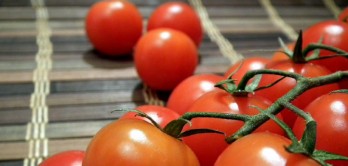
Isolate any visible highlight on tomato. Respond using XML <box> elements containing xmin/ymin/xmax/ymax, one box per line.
<box><xmin>167</xmin><ymin>73</ymin><xmax>224</xmax><ymax>115</ymax></box>
<box><xmin>82</xmin><ymin>119</ymin><xmax>199</xmax><ymax>166</ymax></box>
<box><xmin>215</xmin><ymin>132</ymin><xmax>319</xmax><ymax>166</ymax></box>
<box><xmin>39</xmin><ymin>150</ymin><xmax>85</xmax><ymax>166</ymax></box>
<box><xmin>85</xmin><ymin>0</ymin><xmax>143</xmax><ymax>56</ymax></box>
<box><xmin>182</xmin><ymin>89</ymin><xmax>285</xmax><ymax>166</ymax></box>
<box><xmin>292</xmin><ymin>91</ymin><xmax>348</xmax><ymax>166</ymax></box>
<box><xmin>120</xmin><ymin>105</ymin><xmax>180</xmax><ymax>128</ymax></box>
<box><xmin>147</xmin><ymin>2</ymin><xmax>203</xmax><ymax>47</ymax></box>
<box><xmin>134</xmin><ymin>28</ymin><xmax>198</xmax><ymax>91</ymax></box>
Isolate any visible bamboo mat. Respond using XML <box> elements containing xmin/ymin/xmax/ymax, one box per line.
<box><xmin>0</xmin><ymin>0</ymin><xmax>347</xmax><ymax>165</ymax></box>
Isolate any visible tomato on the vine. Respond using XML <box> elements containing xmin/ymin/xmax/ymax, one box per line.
<box><xmin>215</xmin><ymin>132</ymin><xmax>319</xmax><ymax>166</ymax></box>
<box><xmin>339</xmin><ymin>7</ymin><xmax>348</xmax><ymax>23</ymax></box>
<box><xmin>83</xmin><ymin>119</ymin><xmax>199</xmax><ymax>166</ymax></box>
<box><xmin>147</xmin><ymin>2</ymin><xmax>203</xmax><ymax>47</ymax></box>
<box><xmin>85</xmin><ymin>0</ymin><xmax>143</xmax><ymax>56</ymax></box>
<box><xmin>39</xmin><ymin>150</ymin><xmax>85</xmax><ymax>166</ymax></box>
<box><xmin>256</xmin><ymin>60</ymin><xmax>340</xmax><ymax>127</ymax></box>
<box><xmin>167</xmin><ymin>74</ymin><xmax>224</xmax><ymax>115</ymax></box>
<box><xmin>271</xmin><ymin>43</ymin><xmax>294</xmax><ymax>62</ymax></box>
<box><xmin>224</xmin><ymin>57</ymin><xmax>270</xmax><ymax>85</ymax></box>
<box><xmin>183</xmin><ymin>89</ymin><xmax>285</xmax><ymax>166</ymax></box>
<box><xmin>120</xmin><ymin>105</ymin><xmax>180</xmax><ymax>128</ymax></box>
<box><xmin>134</xmin><ymin>28</ymin><xmax>198</xmax><ymax>91</ymax></box>
<box><xmin>292</xmin><ymin>92</ymin><xmax>348</xmax><ymax>166</ymax></box>
<box><xmin>302</xmin><ymin>20</ymin><xmax>348</xmax><ymax>72</ymax></box>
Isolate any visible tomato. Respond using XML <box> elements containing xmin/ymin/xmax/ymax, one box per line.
<box><xmin>339</xmin><ymin>7</ymin><xmax>348</xmax><ymax>23</ymax></box>
<box><xmin>224</xmin><ymin>57</ymin><xmax>270</xmax><ymax>85</ymax></box>
<box><xmin>83</xmin><ymin>119</ymin><xmax>199</xmax><ymax>166</ymax></box>
<box><xmin>39</xmin><ymin>150</ymin><xmax>85</xmax><ymax>166</ymax></box>
<box><xmin>134</xmin><ymin>28</ymin><xmax>198</xmax><ymax>91</ymax></box>
<box><xmin>147</xmin><ymin>2</ymin><xmax>203</xmax><ymax>47</ymax></box>
<box><xmin>302</xmin><ymin>20</ymin><xmax>348</xmax><ymax>72</ymax></box>
<box><xmin>271</xmin><ymin>43</ymin><xmax>294</xmax><ymax>62</ymax></box>
<box><xmin>167</xmin><ymin>74</ymin><xmax>224</xmax><ymax>115</ymax></box>
<box><xmin>292</xmin><ymin>92</ymin><xmax>348</xmax><ymax>166</ymax></box>
<box><xmin>215</xmin><ymin>132</ymin><xmax>319</xmax><ymax>166</ymax></box>
<box><xmin>255</xmin><ymin>60</ymin><xmax>340</xmax><ymax>127</ymax></box>
<box><xmin>120</xmin><ymin>105</ymin><xmax>180</xmax><ymax>128</ymax></box>
<box><xmin>183</xmin><ymin>89</ymin><xmax>285</xmax><ymax>166</ymax></box>
<box><xmin>85</xmin><ymin>0</ymin><xmax>142</xmax><ymax>56</ymax></box>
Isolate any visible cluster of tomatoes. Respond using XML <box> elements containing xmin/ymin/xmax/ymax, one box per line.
<box><xmin>39</xmin><ymin>1</ymin><xmax>348</xmax><ymax>166</ymax></box>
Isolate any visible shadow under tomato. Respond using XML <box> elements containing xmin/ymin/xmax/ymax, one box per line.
<box><xmin>82</xmin><ymin>49</ymin><xmax>134</xmax><ymax>69</ymax></box>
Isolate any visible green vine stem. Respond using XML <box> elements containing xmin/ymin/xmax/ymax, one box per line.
<box><xmin>227</xmin><ymin>70</ymin><xmax>348</xmax><ymax>143</ymax></box>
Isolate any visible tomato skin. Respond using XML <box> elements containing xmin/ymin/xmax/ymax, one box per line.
<box><xmin>134</xmin><ymin>28</ymin><xmax>198</xmax><ymax>91</ymax></box>
<box><xmin>224</xmin><ymin>57</ymin><xmax>270</xmax><ymax>84</ymax></box>
<box><xmin>39</xmin><ymin>150</ymin><xmax>85</xmax><ymax>166</ymax></box>
<box><xmin>147</xmin><ymin>2</ymin><xmax>203</xmax><ymax>47</ymax></box>
<box><xmin>215</xmin><ymin>132</ymin><xmax>319</xmax><ymax>166</ymax></box>
<box><xmin>256</xmin><ymin>60</ymin><xmax>340</xmax><ymax>127</ymax></box>
<box><xmin>271</xmin><ymin>43</ymin><xmax>294</xmax><ymax>62</ymax></box>
<box><xmin>183</xmin><ymin>89</ymin><xmax>285</xmax><ymax>166</ymax></box>
<box><xmin>167</xmin><ymin>74</ymin><xmax>224</xmax><ymax>115</ymax></box>
<box><xmin>85</xmin><ymin>0</ymin><xmax>142</xmax><ymax>56</ymax></box>
<box><xmin>120</xmin><ymin>105</ymin><xmax>180</xmax><ymax>128</ymax></box>
<box><xmin>302</xmin><ymin>20</ymin><xmax>348</xmax><ymax>72</ymax></box>
<box><xmin>83</xmin><ymin>119</ymin><xmax>199</xmax><ymax>166</ymax></box>
<box><xmin>338</xmin><ymin>7</ymin><xmax>348</xmax><ymax>23</ymax></box>
<box><xmin>293</xmin><ymin>92</ymin><xmax>348</xmax><ymax>166</ymax></box>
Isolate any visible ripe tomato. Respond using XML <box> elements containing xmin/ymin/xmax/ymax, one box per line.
<box><xmin>85</xmin><ymin>0</ymin><xmax>143</xmax><ymax>56</ymax></box>
<box><xmin>292</xmin><ymin>92</ymin><xmax>348</xmax><ymax>166</ymax></box>
<box><xmin>83</xmin><ymin>119</ymin><xmax>199</xmax><ymax>166</ymax></box>
<box><xmin>120</xmin><ymin>105</ymin><xmax>180</xmax><ymax>128</ymax></box>
<box><xmin>302</xmin><ymin>20</ymin><xmax>348</xmax><ymax>72</ymax></box>
<box><xmin>271</xmin><ymin>43</ymin><xmax>294</xmax><ymax>62</ymax></box>
<box><xmin>183</xmin><ymin>89</ymin><xmax>285</xmax><ymax>166</ymax></box>
<box><xmin>339</xmin><ymin>7</ymin><xmax>348</xmax><ymax>23</ymax></box>
<box><xmin>167</xmin><ymin>74</ymin><xmax>224</xmax><ymax>115</ymax></box>
<box><xmin>256</xmin><ymin>60</ymin><xmax>340</xmax><ymax>127</ymax></box>
<box><xmin>134</xmin><ymin>28</ymin><xmax>198</xmax><ymax>91</ymax></box>
<box><xmin>224</xmin><ymin>57</ymin><xmax>270</xmax><ymax>85</ymax></box>
<box><xmin>215</xmin><ymin>132</ymin><xmax>319</xmax><ymax>166</ymax></box>
<box><xmin>147</xmin><ymin>2</ymin><xmax>203</xmax><ymax>47</ymax></box>
<box><xmin>39</xmin><ymin>150</ymin><xmax>85</xmax><ymax>166</ymax></box>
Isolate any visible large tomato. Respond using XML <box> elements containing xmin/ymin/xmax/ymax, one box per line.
<box><xmin>292</xmin><ymin>92</ymin><xmax>348</xmax><ymax>166</ymax></box>
<box><xmin>302</xmin><ymin>20</ymin><xmax>348</xmax><ymax>72</ymax></box>
<box><xmin>215</xmin><ymin>132</ymin><xmax>319</xmax><ymax>166</ymax></box>
<box><xmin>85</xmin><ymin>0</ymin><xmax>142</xmax><ymax>56</ymax></box>
<box><xmin>183</xmin><ymin>89</ymin><xmax>285</xmax><ymax>166</ymax></box>
<box><xmin>255</xmin><ymin>60</ymin><xmax>340</xmax><ymax>127</ymax></box>
<box><xmin>83</xmin><ymin>119</ymin><xmax>199</xmax><ymax>166</ymax></box>
<box><xmin>120</xmin><ymin>105</ymin><xmax>180</xmax><ymax>128</ymax></box>
<box><xmin>167</xmin><ymin>74</ymin><xmax>224</xmax><ymax>115</ymax></box>
<box><xmin>39</xmin><ymin>150</ymin><xmax>85</xmax><ymax>166</ymax></box>
<box><xmin>147</xmin><ymin>2</ymin><xmax>203</xmax><ymax>47</ymax></box>
<box><xmin>224</xmin><ymin>57</ymin><xmax>270</xmax><ymax>85</ymax></box>
<box><xmin>134</xmin><ymin>28</ymin><xmax>198</xmax><ymax>91</ymax></box>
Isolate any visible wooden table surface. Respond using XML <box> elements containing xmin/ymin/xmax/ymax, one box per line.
<box><xmin>0</xmin><ymin>0</ymin><xmax>347</xmax><ymax>165</ymax></box>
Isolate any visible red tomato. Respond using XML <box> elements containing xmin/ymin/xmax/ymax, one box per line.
<box><xmin>134</xmin><ymin>28</ymin><xmax>198</xmax><ymax>91</ymax></box>
<box><xmin>147</xmin><ymin>2</ymin><xmax>203</xmax><ymax>47</ymax></box>
<box><xmin>215</xmin><ymin>132</ymin><xmax>319</xmax><ymax>166</ymax></box>
<box><xmin>302</xmin><ymin>20</ymin><xmax>348</xmax><ymax>72</ymax></box>
<box><xmin>224</xmin><ymin>57</ymin><xmax>270</xmax><ymax>85</ymax></box>
<box><xmin>120</xmin><ymin>105</ymin><xmax>180</xmax><ymax>128</ymax></box>
<box><xmin>293</xmin><ymin>92</ymin><xmax>348</xmax><ymax>166</ymax></box>
<box><xmin>256</xmin><ymin>60</ymin><xmax>340</xmax><ymax>127</ymax></box>
<box><xmin>83</xmin><ymin>119</ymin><xmax>199</xmax><ymax>166</ymax></box>
<box><xmin>183</xmin><ymin>89</ymin><xmax>285</xmax><ymax>166</ymax></box>
<box><xmin>39</xmin><ymin>150</ymin><xmax>85</xmax><ymax>166</ymax></box>
<box><xmin>271</xmin><ymin>43</ymin><xmax>294</xmax><ymax>62</ymax></box>
<box><xmin>85</xmin><ymin>0</ymin><xmax>142</xmax><ymax>56</ymax></box>
<box><xmin>167</xmin><ymin>74</ymin><xmax>224</xmax><ymax>115</ymax></box>
<box><xmin>339</xmin><ymin>8</ymin><xmax>348</xmax><ymax>23</ymax></box>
